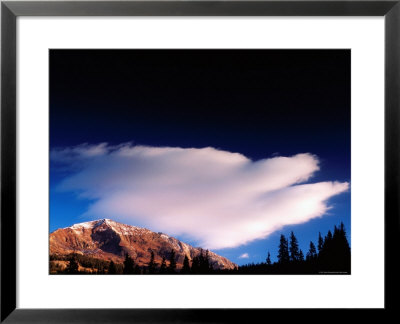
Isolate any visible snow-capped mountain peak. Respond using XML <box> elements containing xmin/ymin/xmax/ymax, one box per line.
<box><xmin>52</xmin><ymin>218</ymin><xmax>236</xmax><ymax>270</ymax></box>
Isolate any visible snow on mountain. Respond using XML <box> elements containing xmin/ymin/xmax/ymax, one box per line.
<box><xmin>51</xmin><ymin>218</ymin><xmax>237</xmax><ymax>270</ymax></box>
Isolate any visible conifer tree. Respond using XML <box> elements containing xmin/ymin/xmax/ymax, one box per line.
<box><xmin>318</xmin><ymin>232</ymin><xmax>324</xmax><ymax>253</ymax></box>
<box><xmin>321</xmin><ymin>230</ymin><xmax>333</xmax><ymax>254</ymax></box>
<box><xmin>134</xmin><ymin>264</ymin><xmax>141</xmax><ymax>274</ymax></box>
<box><xmin>318</xmin><ymin>225</ymin><xmax>351</xmax><ymax>272</ymax></box>
<box><xmin>67</xmin><ymin>256</ymin><xmax>79</xmax><ymax>274</ymax></box>
<box><xmin>299</xmin><ymin>249</ymin><xmax>304</xmax><ymax>262</ymax></box>
<box><xmin>160</xmin><ymin>257</ymin><xmax>167</xmax><ymax>274</ymax></box>
<box><xmin>204</xmin><ymin>250</ymin><xmax>211</xmax><ymax>272</ymax></box>
<box><xmin>198</xmin><ymin>250</ymin><xmax>212</xmax><ymax>273</ymax></box>
<box><xmin>340</xmin><ymin>222</ymin><xmax>351</xmax><ymax>272</ymax></box>
<box><xmin>108</xmin><ymin>260</ymin><xmax>117</xmax><ymax>274</ymax></box>
<box><xmin>289</xmin><ymin>231</ymin><xmax>300</xmax><ymax>262</ymax></box>
<box><xmin>191</xmin><ymin>255</ymin><xmax>200</xmax><ymax>274</ymax></box>
<box><xmin>338</xmin><ymin>223</ymin><xmax>350</xmax><ymax>251</ymax></box>
<box><xmin>168</xmin><ymin>249</ymin><xmax>177</xmax><ymax>273</ymax></box>
<box><xmin>277</xmin><ymin>234</ymin><xmax>290</xmax><ymax>264</ymax></box>
<box><xmin>331</xmin><ymin>222</ymin><xmax>351</xmax><ymax>272</ymax></box>
<box><xmin>181</xmin><ymin>255</ymin><xmax>191</xmax><ymax>274</ymax></box>
<box><xmin>340</xmin><ymin>222</ymin><xmax>347</xmax><ymax>237</ymax></box>
<box><xmin>306</xmin><ymin>241</ymin><xmax>317</xmax><ymax>261</ymax></box>
<box><xmin>266</xmin><ymin>251</ymin><xmax>272</xmax><ymax>265</ymax></box>
<box><xmin>326</xmin><ymin>230</ymin><xmax>333</xmax><ymax>242</ymax></box>
<box><xmin>148</xmin><ymin>251</ymin><xmax>155</xmax><ymax>274</ymax></box>
<box><xmin>123</xmin><ymin>253</ymin><xmax>135</xmax><ymax>274</ymax></box>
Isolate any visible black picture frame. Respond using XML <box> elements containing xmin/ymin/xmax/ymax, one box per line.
<box><xmin>1</xmin><ymin>0</ymin><xmax>399</xmax><ymax>322</ymax></box>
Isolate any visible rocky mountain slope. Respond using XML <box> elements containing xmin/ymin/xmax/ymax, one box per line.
<box><xmin>50</xmin><ymin>219</ymin><xmax>237</xmax><ymax>270</ymax></box>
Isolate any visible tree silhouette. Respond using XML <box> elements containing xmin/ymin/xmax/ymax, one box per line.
<box><xmin>236</xmin><ymin>222</ymin><xmax>351</xmax><ymax>274</ymax></box>
<box><xmin>190</xmin><ymin>249</ymin><xmax>213</xmax><ymax>274</ymax></box>
<box><xmin>134</xmin><ymin>264</ymin><xmax>141</xmax><ymax>274</ymax></box>
<box><xmin>306</xmin><ymin>241</ymin><xmax>317</xmax><ymax>261</ymax></box>
<box><xmin>191</xmin><ymin>255</ymin><xmax>200</xmax><ymax>273</ymax></box>
<box><xmin>66</xmin><ymin>256</ymin><xmax>79</xmax><ymax>274</ymax></box>
<box><xmin>108</xmin><ymin>260</ymin><xmax>117</xmax><ymax>274</ymax></box>
<box><xmin>318</xmin><ymin>232</ymin><xmax>324</xmax><ymax>254</ymax></box>
<box><xmin>181</xmin><ymin>255</ymin><xmax>191</xmax><ymax>274</ymax></box>
<box><xmin>148</xmin><ymin>251</ymin><xmax>156</xmax><ymax>274</ymax></box>
<box><xmin>317</xmin><ymin>225</ymin><xmax>350</xmax><ymax>273</ymax></box>
<box><xmin>330</xmin><ymin>222</ymin><xmax>351</xmax><ymax>272</ymax></box>
<box><xmin>123</xmin><ymin>253</ymin><xmax>135</xmax><ymax>274</ymax></box>
<box><xmin>339</xmin><ymin>222</ymin><xmax>351</xmax><ymax>272</ymax></box>
<box><xmin>326</xmin><ymin>230</ymin><xmax>333</xmax><ymax>244</ymax></box>
<box><xmin>202</xmin><ymin>250</ymin><xmax>211</xmax><ymax>273</ymax></box>
<box><xmin>277</xmin><ymin>234</ymin><xmax>289</xmax><ymax>264</ymax></box>
<box><xmin>289</xmin><ymin>231</ymin><xmax>300</xmax><ymax>262</ymax></box>
<box><xmin>266</xmin><ymin>251</ymin><xmax>271</xmax><ymax>265</ymax></box>
<box><xmin>299</xmin><ymin>249</ymin><xmax>304</xmax><ymax>262</ymax></box>
<box><xmin>168</xmin><ymin>249</ymin><xmax>177</xmax><ymax>273</ymax></box>
<box><xmin>160</xmin><ymin>257</ymin><xmax>167</xmax><ymax>274</ymax></box>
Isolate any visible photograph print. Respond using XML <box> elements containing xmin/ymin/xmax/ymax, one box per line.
<box><xmin>49</xmin><ymin>49</ymin><xmax>350</xmax><ymax>275</ymax></box>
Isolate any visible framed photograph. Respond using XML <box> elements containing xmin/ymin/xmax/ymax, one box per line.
<box><xmin>1</xmin><ymin>0</ymin><xmax>398</xmax><ymax>322</ymax></box>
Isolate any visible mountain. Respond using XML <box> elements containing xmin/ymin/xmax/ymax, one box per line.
<box><xmin>50</xmin><ymin>218</ymin><xmax>237</xmax><ymax>271</ymax></box>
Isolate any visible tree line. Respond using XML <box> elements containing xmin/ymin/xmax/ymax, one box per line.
<box><xmin>237</xmin><ymin>222</ymin><xmax>350</xmax><ymax>274</ymax></box>
<box><xmin>50</xmin><ymin>248</ymin><xmax>216</xmax><ymax>274</ymax></box>
<box><xmin>50</xmin><ymin>222</ymin><xmax>350</xmax><ymax>275</ymax></box>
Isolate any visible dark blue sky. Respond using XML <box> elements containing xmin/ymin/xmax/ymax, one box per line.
<box><xmin>50</xmin><ymin>49</ymin><xmax>350</xmax><ymax>265</ymax></box>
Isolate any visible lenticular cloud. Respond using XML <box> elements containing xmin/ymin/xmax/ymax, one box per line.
<box><xmin>51</xmin><ymin>143</ymin><xmax>349</xmax><ymax>249</ymax></box>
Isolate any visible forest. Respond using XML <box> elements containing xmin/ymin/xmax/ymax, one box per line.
<box><xmin>50</xmin><ymin>222</ymin><xmax>350</xmax><ymax>275</ymax></box>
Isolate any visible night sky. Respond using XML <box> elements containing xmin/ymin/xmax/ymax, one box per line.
<box><xmin>50</xmin><ymin>50</ymin><xmax>350</xmax><ymax>265</ymax></box>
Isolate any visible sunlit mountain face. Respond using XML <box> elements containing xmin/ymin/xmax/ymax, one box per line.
<box><xmin>50</xmin><ymin>218</ymin><xmax>237</xmax><ymax>273</ymax></box>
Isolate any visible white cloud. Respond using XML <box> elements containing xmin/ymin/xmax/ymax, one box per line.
<box><xmin>239</xmin><ymin>253</ymin><xmax>249</xmax><ymax>259</ymax></box>
<box><xmin>52</xmin><ymin>143</ymin><xmax>349</xmax><ymax>249</ymax></box>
